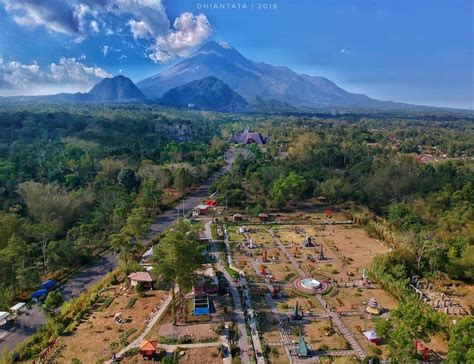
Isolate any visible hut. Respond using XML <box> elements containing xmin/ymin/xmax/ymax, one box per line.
<box><xmin>258</xmin><ymin>213</ymin><xmax>269</xmax><ymax>221</ymax></box>
<box><xmin>139</xmin><ymin>340</ymin><xmax>157</xmax><ymax>359</ymax></box>
<box><xmin>233</xmin><ymin>213</ymin><xmax>244</xmax><ymax>221</ymax></box>
<box><xmin>363</xmin><ymin>331</ymin><xmax>381</xmax><ymax>344</ymax></box>
<box><xmin>193</xmin><ymin>204</ymin><xmax>209</xmax><ymax>216</ymax></box>
<box><xmin>317</xmin><ymin>196</ymin><xmax>329</xmax><ymax>204</ymax></box>
<box><xmin>366</xmin><ymin>297</ymin><xmax>381</xmax><ymax>315</ymax></box>
<box><xmin>128</xmin><ymin>272</ymin><xmax>154</xmax><ymax>289</ymax></box>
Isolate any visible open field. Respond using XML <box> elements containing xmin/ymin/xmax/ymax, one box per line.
<box><xmin>53</xmin><ymin>287</ymin><xmax>167</xmax><ymax>363</ymax></box>
<box><xmin>221</xmin><ymin>211</ymin><xmax>400</xmax><ymax>361</ymax></box>
<box><xmin>176</xmin><ymin>346</ymin><xmax>222</xmax><ymax>364</ymax></box>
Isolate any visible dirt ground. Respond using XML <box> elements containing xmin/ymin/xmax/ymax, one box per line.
<box><xmin>325</xmin><ymin>288</ymin><xmax>398</xmax><ymax>312</ymax></box>
<box><xmin>158</xmin><ymin>322</ymin><xmax>219</xmax><ymax>342</ymax></box>
<box><xmin>55</xmin><ymin>288</ymin><xmax>167</xmax><ymax>363</ymax></box>
<box><xmin>303</xmin><ymin>321</ymin><xmax>350</xmax><ymax>350</ymax></box>
<box><xmin>176</xmin><ymin>346</ymin><xmax>222</xmax><ymax>364</ymax></box>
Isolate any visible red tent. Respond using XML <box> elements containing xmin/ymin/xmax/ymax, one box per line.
<box><xmin>206</xmin><ymin>200</ymin><xmax>217</xmax><ymax>206</ymax></box>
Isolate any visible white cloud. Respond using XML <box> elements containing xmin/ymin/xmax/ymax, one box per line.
<box><xmin>90</xmin><ymin>20</ymin><xmax>99</xmax><ymax>33</ymax></box>
<box><xmin>150</xmin><ymin>12</ymin><xmax>212</xmax><ymax>60</ymax></box>
<box><xmin>340</xmin><ymin>48</ymin><xmax>350</xmax><ymax>54</ymax></box>
<box><xmin>2</xmin><ymin>0</ymin><xmax>80</xmax><ymax>34</ymax></box>
<box><xmin>50</xmin><ymin>57</ymin><xmax>111</xmax><ymax>82</ymax></box>
<box><xmin>101</xmin><ymin>45</ymin><xmax>110</xmax><ymax>56</ymax></box>
<box><xmin>0</xmin><ymin>57</ymin><xmax>111</xmax><ymax>96</ymax></box>
<box><xmin>1</xmin><ymin>0</ymin><xmax>212</xmax><ymax>62</ymax></box>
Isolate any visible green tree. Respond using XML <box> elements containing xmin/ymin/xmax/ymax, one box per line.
<box><xmin>137</xmin><ymin>178</ymin><xmax>162</xmax><ymax>213</ymax></box>
<box><xmin>447</xmin><ymin>317</ymin><xmax>474</xmax><ymax>363</ymax></box>
<box><xmin>173</xmin><ymin>168</ymin><xmax>193</xmax><ymax>193</ymax></box>
<box><xmin>269</xmin><ymin>172</ymin><xmax>306</xmax><ymax>209</ymax></box>
<box><xmin>152</xmin><ymin>221</ymin><xmax>201</xmax><ymax>323</ymax></box>
<box><xmin>117</xmin><ymin>168</ymin><xmax>140</xmax><ymax>192</ymax></box>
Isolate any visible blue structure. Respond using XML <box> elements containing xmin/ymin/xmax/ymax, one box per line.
<box><xmin>193</xmin><ymin>294</ymin><xmax>210</xmax><ymax>315</ymax></box>
<box><xmin>298</xmin><ymin>332</ymin><xmax>309</xmax><ymax>357</ymax></box>
<box><xmin>31</xmin><ymin>289</ymin><xmax>48</xmax><ymax>301</ymax></box>
<box><xmin>41</xmin><ymin>280</ymin><xmax>57</xmax><ymax>291</ymax></box>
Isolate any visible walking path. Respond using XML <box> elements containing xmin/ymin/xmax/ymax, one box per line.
<box><xmin>106</xmin><ymin>290</ymin><xmax>173</xmax><ymax>362</ymax></box>
<box><xmin>268</xmin><ymin>230</ymin><xmax>306</xmax><ymax>278</ymax></box>
<box><xmin>267</xmin><ymin>228</ymin><xmax>367</xmax><ymax>362</ymax></box>
<box><xmin>207</xmin><ymin>221</ymin><xmax>251</xmax><ymax>364</ymax></box>
<box><xmin>315</xmin><ymin>294</ymin><xmax>366</xmax><ymax>361</ymax></box>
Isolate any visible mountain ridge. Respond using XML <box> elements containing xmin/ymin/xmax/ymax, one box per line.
<box><xmin>137</xmin><ymin>41</ymin><xmax>431</xmax><ymax>110</ymax></box>
<box><xmin>0</xmin><ymin>75</ymin><xmax>146</xmax><ymax>104</ymax></box>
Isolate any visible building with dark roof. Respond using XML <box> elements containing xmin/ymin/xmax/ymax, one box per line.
<box><xmin>230</xmin><ymin>126</ymin><xmax>268</xmax><ymax>145</ymax></box>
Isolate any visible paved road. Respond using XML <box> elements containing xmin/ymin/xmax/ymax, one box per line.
<box><xmin>0</xmin><ymin>149</ymin><xmax>236</xmax><ymax>354</ymax></box>
<box><xmin>207</xmin><ymin>221</ymin><xmax>251</xmax><ymax>364</ymax></box>
<box><xmin>0</xmin><ymin>253</ymin><xmax>118</xmax><ymax>353</ymax></box>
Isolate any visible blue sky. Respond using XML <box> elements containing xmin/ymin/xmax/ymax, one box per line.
<box><xmin>0</xmin><ymin>0</ymin><xmax>472</xmax><ymax>108</ymax></box>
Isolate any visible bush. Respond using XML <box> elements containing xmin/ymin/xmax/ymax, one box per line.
<box><xmin>123</xmin><ymin>348</ymin><xmax>140</xmax><ymax>357</ymax></box>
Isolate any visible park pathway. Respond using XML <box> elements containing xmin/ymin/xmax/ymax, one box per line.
<box><xmin>314</xmin><ymin>294</ymin><xmax>366</xmax><ymax>361</ymax></box>
<box><xmin>268</xmin><ymin>228</ymin><xmax>367</xmax><ymax>362</ymax></box>
<box><xmin>207</xmin><ymin>221</ymin><xmax>251</xmax><ymax>364</ymax></box>
<box><xmin>268</xmin><ymin>229</ymin><xmax>306</xmax><ymax>278</ymax></box>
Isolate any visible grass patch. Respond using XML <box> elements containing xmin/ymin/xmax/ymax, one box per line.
<box><xmin>125</xmin><ymin>297</ymin><xmax>137</xmax><ymax>309</ymax></box>
<box><xmin>99</xmin><ymin>296</ymin><xmax>114</xmax><ymax>311</ymax></box>
<box><xmin>226</xmin><ymin>267</ymin><xmax>239</xmax><ymax>279</ymax></box>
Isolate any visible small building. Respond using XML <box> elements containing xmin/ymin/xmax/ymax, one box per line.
<box><xmin>139</xmin><ymin>340</ymin><xmax>157</xmax><ymax>359</ymax></box>
<box><xmin>128</xmin><ymin>272</ymin><xmax>154</xmax><ymax>289</ymax></box>
<box><xmin>10</xmin><ymin>302</ymin><xmax>26</xmax><ymax>315</ymax></box>
<box><xmin>0</xmin><ymin>312</ymin><xmax>11</xmax><ymax>327</ymax></box>
<box><xmin>258</xmin><ymin>213</ymin><xmax>269</xmax><ymax>221</ymax></box>
<box><xmin>233</xmin><ymin>213</ymin><xmax>244</xmax><ymax>221</ymax></box>
<box><xmin>229</xmin><ymin>126</ymin><xmax>268</xmax><ymax>145</ymax></box>
<box><xmin>194</xmin><ymin>294</ymin><xmax>210</xmax><ymax>315</ymax></box>
<box><xmin>363</xmin><ymin>330</ymin><xmax>381</xmax><ymax>344</ymax></box>
<box><xmin>316</xmin><ymin>196</ymin><xmax>329</xmax><ymax>204</ymax></box>
<box><xmin>193</xmin><ymin>204</ymin><xmax>210</xmax><ymax>216</ymax></box>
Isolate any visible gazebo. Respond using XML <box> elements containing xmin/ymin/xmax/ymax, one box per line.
<box><xmin>233</xmin><ymin>213</ymin><xmax>244</xmax><ymax>221</ymax></box>
<box><xmin>139</xmin><ymin>340</ymin><xmax>157</xmax><ymax>359</ymax></box>
<box><xmin>366</xmin><ymin>297</ymin><xmax>381</xmax><ymax>315</ymax></box>
<box><xmin>258</xmin><ymin>213</ymin><xmax>269</xmax><ymax>221</ymax></box>
<box><xmin>128</xmin><ymin>272</ymin><xmax>154</xmax><ymax>289</ymax></box>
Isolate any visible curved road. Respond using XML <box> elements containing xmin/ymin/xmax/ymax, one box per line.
<box><xmin>0</xmin><ymin>149</ymin><xmax>235</xmax><ymax>354</ymax></box>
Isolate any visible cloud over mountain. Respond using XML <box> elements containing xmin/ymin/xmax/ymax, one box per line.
<box><xmin>1</xmin><ymin>0</ymin><xmax>212</xmax><ymax>62</ymax></box>
<box><xmin>0</xmin><ymin>57</ymin><xmax>111</xmax><ymax>96</ymax></box>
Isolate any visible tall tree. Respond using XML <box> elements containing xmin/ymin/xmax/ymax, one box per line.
<box><xmin>152</xmin><ymin>221</ymin><xmax>202</xmax><ymax>323</ymax></box>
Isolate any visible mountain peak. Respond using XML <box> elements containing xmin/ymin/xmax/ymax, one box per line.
<box><xmin>158</xmin><ymin>76</ymin><xmax>248</xmax><ymax>112</ymax></box>
<box><xmin>196</xmin><ymin>40</ymin><xmax>243</xmax><ymax>58</ymax></box>
<box><xmin>89</xmin><ymin>75</ymin><xmax>146</xmax><ymax>101</ymax></box>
